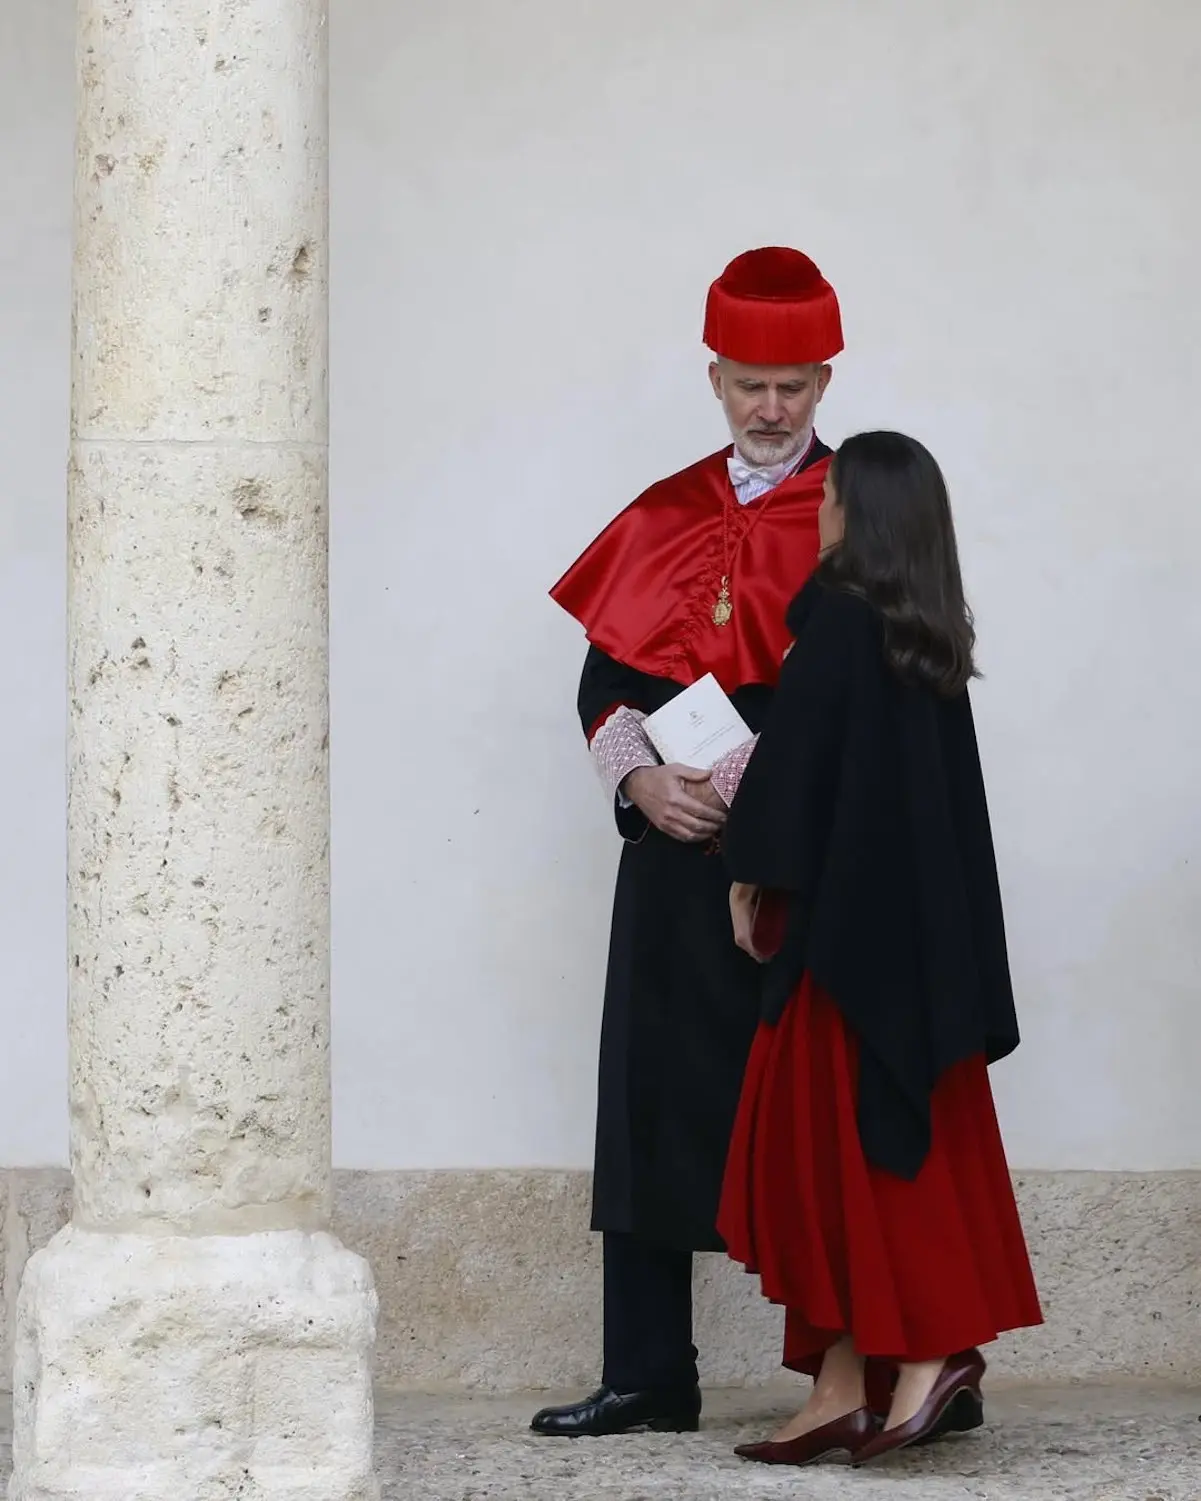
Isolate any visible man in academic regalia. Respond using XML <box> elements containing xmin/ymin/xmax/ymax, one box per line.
<box><xmin>531</xmin><ymin>249</ymin><xmax>845</xmax><ymax>1438</ymax></box>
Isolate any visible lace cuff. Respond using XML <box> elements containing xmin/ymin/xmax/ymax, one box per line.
<box><xmin>710</xmin><ymin>735</ymin><xmax>759</xmax><ymax>807</ymax></box>
<box><xmin>590</xmin><ymin>706</ymin><xmax>659</xmax><ymax>804</ymax></box>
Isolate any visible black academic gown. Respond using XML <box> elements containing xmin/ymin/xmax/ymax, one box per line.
<box><xmin>555</xmin><ymin>438</ymin><xmax>832</xmax><ymax>1254</ymax></box>
<box><xmin>577</xmin><ymin>656</ymin><xmax>773</xmax><ymax>1252</ymax></box>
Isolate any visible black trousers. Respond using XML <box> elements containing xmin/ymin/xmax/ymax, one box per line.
<box><xmin>601</xmin><ymin>1232</ymin><xmax>700</xmax><ymax>1393</ymax></box>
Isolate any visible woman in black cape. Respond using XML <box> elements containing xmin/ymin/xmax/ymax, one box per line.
<box><xmin>717</xmin><ymin>432</ymin><xmax>1042</xmax><ymax>1467</ymax></box>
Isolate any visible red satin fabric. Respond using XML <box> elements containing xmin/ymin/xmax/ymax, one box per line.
<box><xmin>550</xmin><ymin>447</ymin><xmax>826</xmax><ymax>692</ymax></box>
<box><xmin>718</xmin><ymin>975</ymin><xmax>1043</xmax><ymax>1368</ymax></box>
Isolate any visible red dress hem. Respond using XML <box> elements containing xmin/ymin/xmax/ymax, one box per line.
<box><xmin>717</xmin><ymin>975</ymin><xmax>1043</xmax><ymax>1368</ymax></box>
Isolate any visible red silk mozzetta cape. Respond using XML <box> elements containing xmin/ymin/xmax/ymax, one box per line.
<box><xmin>550</xmin><ymin>446</ymin><xmax>829</xmax><ymax>694</ymax></box>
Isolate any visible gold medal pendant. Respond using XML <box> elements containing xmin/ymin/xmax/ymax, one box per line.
<box><xmin>713</xmin><ymin>577</ymin><xmax>733</xmax><ymax>627</ymax></box>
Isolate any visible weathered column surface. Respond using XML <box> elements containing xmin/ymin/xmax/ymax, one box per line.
<box><xmin>11</xmin><ymin>3</ymin><xmax>378</xmax><ymax>1499</ymax></box>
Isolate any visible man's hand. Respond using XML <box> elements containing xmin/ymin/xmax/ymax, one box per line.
<box><xmin>691</xmin><ymin>778</ymin><xmax>728</xmax><ymax>814</ymax></box>
<box><xmin>729</xmin><ymin>881</ymin><xmax>765</xmax><ymax>961</ymax></box>
<box><xmin>622</xmin><ymin>764</ymin><xmax>727</xmax><ymax>843</ymax></box>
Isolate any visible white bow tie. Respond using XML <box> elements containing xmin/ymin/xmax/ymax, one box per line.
<box><xmin>727</xmin><ymin>451</ymin><xmax>798</xmax><ymax>492</ymax></box>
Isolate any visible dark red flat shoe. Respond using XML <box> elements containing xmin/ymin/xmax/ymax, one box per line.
<box><xmin>911</xmin><ymin>1349</ymin><xmax>987</xmax><ymax>1445</ymax></box>
<box><xmin>734</xmin><ymin>1407</ymin><xmax>878</xmax><ymax>1467</ymax></box>
<box><xmin>866</xmin><ymin>1348</ymin><xmax>986</xmax><ymax>1435</ymax></box>
<box><xmin>911</xmin><ymin>1384</ymin><xmax>985</xmax><ymax>1445</ymax></box>
<box><xmin>852</xmin><ymin>1349</ymin><xmax>986</xmax><ymax>1466</ymax></box>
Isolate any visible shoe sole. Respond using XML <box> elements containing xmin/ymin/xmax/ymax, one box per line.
<box><xmin>532</xmin><ymin>1415</ymin><xmax>701</xmax><ymax>1439</ymax></box>
<box><xmin>736</xmin><ymin>1444</ymin><xmax>857</xmax><ymax>1467</ymax></box>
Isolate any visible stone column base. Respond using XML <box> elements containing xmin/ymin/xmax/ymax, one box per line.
<box><xmin>11</xmin><ymin>1225</ymin><xmax>378</xmax><ymax>1501</ymax></box>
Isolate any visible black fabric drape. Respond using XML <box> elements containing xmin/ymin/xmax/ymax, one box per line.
<box><xmin>723</xmin><ymin>578</ymin><xmax>1020</xmax><ymax>1179</ymax></box>
<box><xmin>576</xmin><ymin>648</ymin><xmax>772</xmax><ymax>1249</ymax></box>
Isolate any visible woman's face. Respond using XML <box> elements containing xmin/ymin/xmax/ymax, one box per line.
<box><xmin>818</xmin><ymin>467</ymin><xmax>845</xmax><ymax>553</ymax></box>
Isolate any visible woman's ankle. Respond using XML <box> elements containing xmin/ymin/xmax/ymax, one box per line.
<box><xmin>811</xmin><ymin>1338</ymin><xmax>866</xmax><ymax>1414</ymax></box>
<box><xmin>885</xmin><ymin>1356</ymin><xmax>947</xmax><ymax>1429</ymax></box>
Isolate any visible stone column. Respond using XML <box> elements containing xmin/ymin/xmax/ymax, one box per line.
<box><xmin>11</xmin><ymin>3</ymin><xmax>378</xmax><ymax>1499</ymax></box>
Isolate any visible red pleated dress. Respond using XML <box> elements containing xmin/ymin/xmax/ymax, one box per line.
<box><xmin>717</xmin><ymin>963</ymin><xmax>1043</xmax><ymax>1373</ymax></box>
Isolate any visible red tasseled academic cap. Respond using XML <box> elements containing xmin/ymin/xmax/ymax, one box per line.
<box><xmin>703</xmin><ymin>247</ymin><xmax>844</xmax><ymax>365</ymax></box>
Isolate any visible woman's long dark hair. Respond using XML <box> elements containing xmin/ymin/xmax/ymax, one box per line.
<box><xmin>818</xmin><ymin>431</ymin><xmax>977</xmax><ymax>696</ymax></box>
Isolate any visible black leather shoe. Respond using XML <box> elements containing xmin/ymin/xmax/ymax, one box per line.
<box><xmin>530</xmin><ymin>1384</ymin><xmax>702</xmax><ymax>1437</ymax></box>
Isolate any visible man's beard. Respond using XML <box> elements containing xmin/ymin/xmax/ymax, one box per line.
<box><xmin>728</xmin><ymin>418</ymin><xmax>813</xmax><ymax>469</ymax></box>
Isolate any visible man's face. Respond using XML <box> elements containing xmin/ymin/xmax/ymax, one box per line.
<box><xmin>709</xmin><ymin>358</ymin><xmax>832</xmax><ymax>467</ymax></box>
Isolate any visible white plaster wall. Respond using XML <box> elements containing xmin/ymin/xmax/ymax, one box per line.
<box><xmin>2</xmin><ymin>0</ymin><xmax>1199</xmax><ymax>1173</ymax></box>
<box><xmin>0</xmin><ymin>3</ymin><xmax>72</xmax><ymax>1163</ymax></box>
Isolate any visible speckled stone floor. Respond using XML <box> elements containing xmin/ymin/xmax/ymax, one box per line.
<box><xmin>2</xmin><ymin>1383</ymin><xmax>1198</xmax><ymax>1498</ymax></box>
<box><xmin>373</xmin><ymin>1384</ymin><xmax>1200</xmax><ymax>1500</ymax></box>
